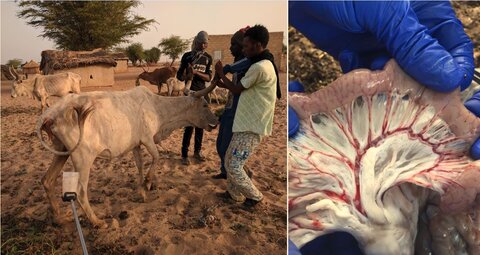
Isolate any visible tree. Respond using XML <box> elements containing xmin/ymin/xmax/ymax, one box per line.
<box><xmin>126</xmin><ymin>43</ymin><xmax>145</xmax><ymax>66</ymax></box>
<box><xmin>144</xmin><ymin>47</ymin><xmax>161</xmax><ymax>64</ymax></box>
<box><xmin>7</xmin><ymin>59</ymin><xmax>22</xmax><ymax>69</ymax></box>
<box><xmin>158</xmin><ymin>35</ymin><xmax>190</xmax><ymax>66</ymax></box>
<box><xmin>17</xmin><ymin>1</ymin><xmax>155</xmax><ymax>51</ymax></box>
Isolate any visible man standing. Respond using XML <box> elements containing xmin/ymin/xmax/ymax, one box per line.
<box><xmin>214</xmin><ymin>27</ymin><xmax>252</xmax><ymax>179</ymax></box>
<box><xmin>177</xmin><ymin>31</ymin><xmax>213</xmax><ymax>165</ymax></box>
<box><xmin>215</xmin><ymin>25</ymin><xmax>280</xmax><ymax>206</ymax></box>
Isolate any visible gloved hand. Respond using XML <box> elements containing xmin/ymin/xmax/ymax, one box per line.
<box><xmin>288</xmin><ymin>81</ymin><xmax>304</xmax><ymax>137</ymax></box>
<box><xmin>288</xmin><ymin>232</ymin><xmax>363</xmax><ymax>255</ymax></box>
<box><xmin>288</xmin><ymin>240</ymin><xmax>302</xmax><ymax>255</ymax></box>
<box><xmin>464</xmin><ymin>91</ymin><xmax>480</xmax><ymax>159</ymax></box>
<box><xmin>289</xmin><ymin>1</ymin><xmax>474</xmax><ymax>92</ymax></box>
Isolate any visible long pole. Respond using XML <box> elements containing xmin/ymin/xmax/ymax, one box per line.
<box><xmin>70</xmin><ymin>200</ymin><xmax>89</xmax><ymax>255</ymax></box>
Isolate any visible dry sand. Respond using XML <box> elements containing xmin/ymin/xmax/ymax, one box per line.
<box><xmin>1</xmin><ymin>66</ymin><xmax>287</xmax><ymax>255</ymax></box>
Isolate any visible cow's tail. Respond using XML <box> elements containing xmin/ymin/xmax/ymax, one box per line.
<box><xmin>37</xmin><ymin>102</ymin><xmax>94</xmax><ymax>155</ymax></box>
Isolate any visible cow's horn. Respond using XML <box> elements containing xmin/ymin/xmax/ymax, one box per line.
<box><xmin>192</xmin><ymin>82</ymin><xmax>216</xmax><ymax>98</ymax></box>
<box><xmin>9</xmin><ymin>66</ymin><xmax>19</xmax><ymax>80</ymax></box>
<box><xmin>7</xmin><ymin>66</ymin><xmax>15</xmax><ymax>80</ymax></box>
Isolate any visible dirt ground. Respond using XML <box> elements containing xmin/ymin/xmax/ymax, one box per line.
<box><xmin>1</xmin><ymin>66</ymin><xmax>287</xmax><ymax>255</ymax></box>
<box><xmin>289</xmin><ymin>2</ymin><xmax>480</xmax><ymax>93</ymax></box>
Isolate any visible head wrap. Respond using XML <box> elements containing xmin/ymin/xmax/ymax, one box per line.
<box><xmin>193</xmin><ymin>31</ymin><xmax>209</xmax><ymax>51</ymax></box>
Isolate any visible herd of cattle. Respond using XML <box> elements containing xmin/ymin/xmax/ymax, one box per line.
<box><xmin>9</xmin><ymin>66</ymin><xmax>81</xmax><ymax>112</ymax></box>
<box><xmin>9</xmin><ymin>65</ymin><xmax>225</xmax><ymax>112</ymax></box>
<box><xmin>5</xmin><ymin>65</ymin><xmax>221</xmax><ymax>228</ymax></box>
<box><xmin>136</xmin><ymin>65</ymin><xmax>226</xmax><ymax>102</ymax></box>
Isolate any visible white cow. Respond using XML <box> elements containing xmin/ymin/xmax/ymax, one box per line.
<box><xmin>166</xmin><ymin>77</ymin><xmax>192</xmax><ymax>96</ymax></box>
<box><xmin>166</xmin><ymin>63</ymin><xmax>194</xmax><ymax>96</ymax></box>
<box><xmin>10</xmin><ymin>69</ymin><xmax>81</xmax><ymax>112</ymax></box>
<box><xmin>37</xmin><ymin>84</ymin><xmax>218</xmax><ymax>228</ymax></box>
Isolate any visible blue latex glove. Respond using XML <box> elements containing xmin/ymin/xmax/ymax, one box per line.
<box><xmin>288</xmin><ymin>240</ymin><xmax>302</xmax><ymax>255</ymax></box>
<box><xmin>288</xmin><ymin>81</ymin><xmax>304</xmax><ymax>137</ymax></box>
<box><xmin>464</xmin><ymin>91</ymin><xmax>480</xmax><ymax>159</ymax></box>
<box><xmin>289</xmin><ymin>1</ymin><xmax>474</xmax><ymax>92</ymax></box>
<box><xmin>289</xmin><ymin>232</ymin><xmax>363</xmax><ymax>255</ymax></box>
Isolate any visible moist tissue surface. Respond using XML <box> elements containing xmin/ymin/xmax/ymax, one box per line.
<box><xmin>288</xmin><ymin>61</ymin><xmax>479</xmax><ymax>255</ymax></box>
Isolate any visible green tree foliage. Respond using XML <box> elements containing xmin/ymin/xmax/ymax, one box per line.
<box><xmin>17</xmin><ymin>1</ymin><xmax>155</xmax><ymax>50</ymax></box>
<box><xmin>126</xmin><ymin>43</ymin><xmax>145</xmax><ymax>66</ymax></box>
<box><xmin>144</xmin><ymin>47</ymin><xmax>161</xmax><ymax>64</ymax></box>
<box><xmin>158</xmin><ymin>35</ymin><xmax>190</xmax><ymax>66</ymax></box>
<box><xmin>7</xmin><ymin>59</ymin><xmax>22</xmax><ymax>69</ymax></box>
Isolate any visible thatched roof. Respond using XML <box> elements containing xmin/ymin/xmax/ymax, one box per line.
<box><xmin>22</xmin><ymin>60</ymin><xmax>40</xmax><ymax>69</ymax></box>
<box><xmin>40</xmin><ymin>48</ymin><xmax>117</xmax><ymax>74</ymax></box>
<box><xmin>109</xmin><ymin>52</ymin><xmax>128</xmax><ymax>60</ymax></box>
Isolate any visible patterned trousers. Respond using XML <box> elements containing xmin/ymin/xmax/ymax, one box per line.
<box><xmin>225</xmin><ymin>132</ymin><xmax>264</xmax><ymax>201</ymax></box>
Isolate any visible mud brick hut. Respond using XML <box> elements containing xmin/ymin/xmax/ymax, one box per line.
<box><xmin>21</xmin><ymin>60</ymin><xmax>40</xmax><ymax>77</ymax></box>
<box><xmin>110</xmin><ymin>52</ymin><xmax>129</xmax><ymax>73</ymax></box>
<box><xmin>208</xmin><ymin>31</ymin><xmax>285</xmax><ymax>71</ymax></box>
<box><xmin>40</xmin><ymin>48</ymin><xmax>117</xmax><ymax>87</ymax></box>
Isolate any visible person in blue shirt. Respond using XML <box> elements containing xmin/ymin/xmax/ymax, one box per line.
<box><xmin>213</xmin><ymin>27</ymin><xmax>252</xmax><ymax>179</ymax></box>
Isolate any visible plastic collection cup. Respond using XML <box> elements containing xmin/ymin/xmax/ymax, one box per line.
<box><xmin>62</xmin><ymin>172</ymin><xmax>79</xmax><ymax>194</ymax></box>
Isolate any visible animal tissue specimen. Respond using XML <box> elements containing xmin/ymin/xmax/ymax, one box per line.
<box><xmin>288</xmin><ymin>60</ymin><xmax>480</xmax><ymax>254</ymax></box>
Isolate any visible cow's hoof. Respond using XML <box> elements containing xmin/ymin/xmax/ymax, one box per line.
<box><xmin>144</xmin><ymin>178</ymin><xmax>155</xmax><ymax>191</ymax></box>
<box><xmin>145</xmin><ymin>181</ymin><xmax>152</xmax><ymax>191</ymax></box>
<box><xmin>94</xmin><ymin>220</ymin><xmax>108</xmax><ymax>229</ymax></box>
<box><xmin>139</xmin><ymin>188</ymin><xmax>147</xmax><ymax>202</ymax></box>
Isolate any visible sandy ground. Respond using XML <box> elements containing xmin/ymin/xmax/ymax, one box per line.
<box><xmin>1</xmin><ymin>66</ymin><xmax>287</xmax><ymax>255</ymax></box>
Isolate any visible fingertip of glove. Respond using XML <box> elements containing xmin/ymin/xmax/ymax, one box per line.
<box><xmin>288</xmin><ymin>106</ymin><xmax>300</xmax><ymax>138</ymax></box>
<box><xmin>420</xmin><ymin>66</ymin><xmax>461</xmax><ymax>93</ymax></box>
<box><xmin>427</xmin><ymin>62</ymin><xmax>473</xmax><ymax>92</ymax></box>
<box><xmin>459</xmin><ymin>68</ymin><xmax>474</xmax><ymax>91</ymax></box>
<box><xmin>289</xmin><ymin>81</ymin><xmax>305</xmax><ymax>93</ymax></box>
<box><xmin>470</xmin><ymin>139</ymin><xmax>480</xmax><ymax>160</ymax></box>
<box><xmin>464</xmin><ymin>99</ymin><xmax>480</xmax><ymax>117</ymax></box>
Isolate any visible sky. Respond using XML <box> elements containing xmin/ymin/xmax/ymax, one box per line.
<box><xmin>0</xmin><ymin>1</ymin><xmax>287</xmax><ymax>64</ymax></box>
